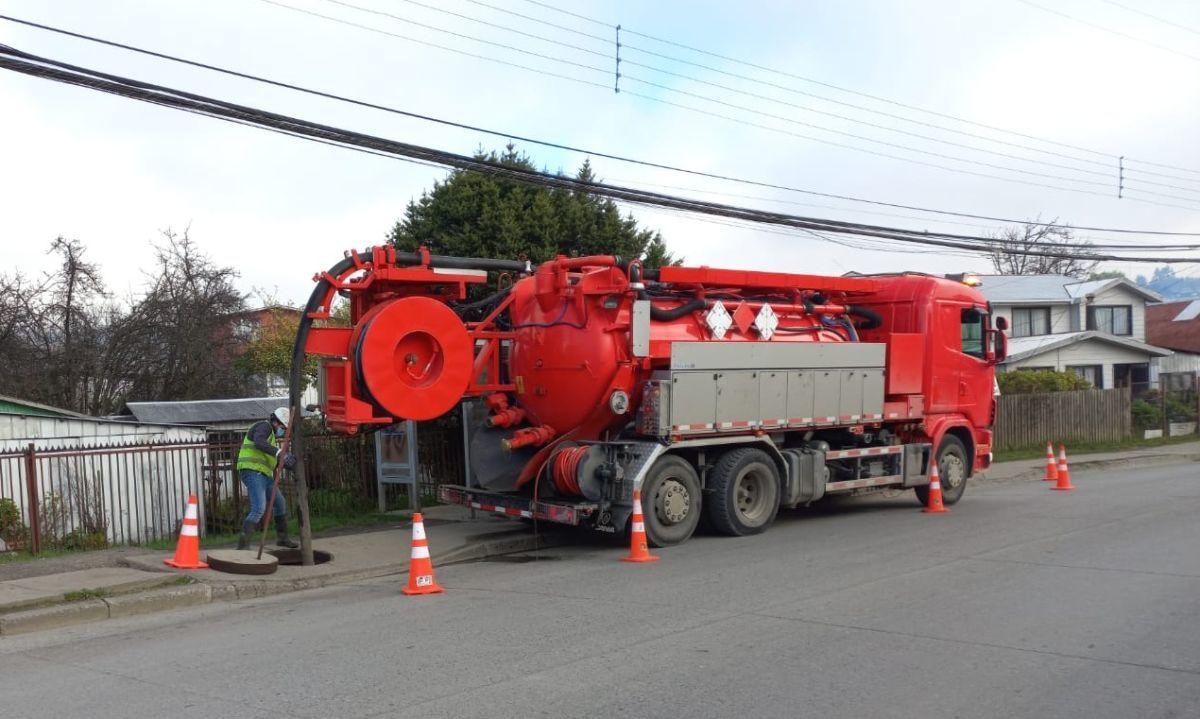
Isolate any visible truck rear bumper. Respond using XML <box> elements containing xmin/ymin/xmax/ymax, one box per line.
<box><xmin>438</xmin><ymin>485</ymin><xmax>598</xmax><ymax>527</ymax></box>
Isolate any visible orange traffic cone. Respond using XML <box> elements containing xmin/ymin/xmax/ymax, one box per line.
<box><xmin>401</xmin><ymin>513</ymin><xmax>444</xmax><ymax>595</ymax></box>
<box><xmin>922</xmin><ymin>461</ymin><xmax>949</xmax><ymax>513</ymax></box>
<box><xmin>622</xmin><ymin>489</ymin><xmax>660</xmax><ymax>563</ymax></box>
<box><xmin>164</xmin><ymin>495</ymin><xmax>208</xmax><ymax>569</ymax></box>
<box><xmin>1051</xmin><ymin>444</ymin><xmax>1076</xmax><ymax>491</ymax></box>
<box><xmin>1044</xmin><ymin>441</ymin><xmax>1059</xmax><ymax>482</ymax></box>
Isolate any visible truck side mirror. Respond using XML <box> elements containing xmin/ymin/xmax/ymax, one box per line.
<box><xmin>995</xmin><ymin>316</ymin><xmax>1009</xmax><ymax>331</ymax></box>
<box><xmin>991</xmin><ymin>330</ymin><xmax>1008</xmax><ymax>362</ymax></box>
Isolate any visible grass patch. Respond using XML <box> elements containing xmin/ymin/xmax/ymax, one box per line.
<box><xmin>994</xmin><ymin>434</ymin><xmax>1200</xmax><ymax>463</ymax></box>
<box><xmin>63</xmin><ymin>587</ymin><xmax>109</xmax><ymax>602</ymax></box>
<box><xmin>172</xmin><ymin>576</ymin><xmax>193</xmax><ymax>586</ymax></box>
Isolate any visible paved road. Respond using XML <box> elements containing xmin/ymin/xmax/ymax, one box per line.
<box><xmin>3</xmin><ymin>463</ymin><xmax>1199</xmax><ymax>719</ymax></box>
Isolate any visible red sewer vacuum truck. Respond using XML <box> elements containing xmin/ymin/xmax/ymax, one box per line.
<box><xmin>298</xmin><ymin>246</ymin><xmax>1006</xmax><ymax>546</ymax></box>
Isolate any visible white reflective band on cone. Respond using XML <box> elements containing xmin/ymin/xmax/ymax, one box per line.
<box><xmin>411</xmin><ymin>545</ymin><xmax>430</xmax><ymax>559</ymax></box>
<box><xmin>184</xmin><ymin>504</ymin><xmax>198</xmax><ymax>520</ymax></box>
<box><xmin>181</xmin><ymin>524</ymin><xmax>199</xmax><ymax>537</ymax></box>
<box><xmin>632</xmin><ymin>521</ymin><xmax>644</xmax><ymax>533</ymax></box>
<box><xmin>413</xmin><ymin>523</ymin><xmax>426</xmax><ymax>541</ymax></box>
<box><xmin>930</xmin><ymin>481</ymin><xmax>941</xmax><ymax>489</ymax></box>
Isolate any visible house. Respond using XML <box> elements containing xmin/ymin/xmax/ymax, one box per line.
<box><xmin>978</xmin><ymin>275</ymin><xmax>1169</xmax><ymax>391</ymax></box>
<box><xmin>224</xmin><ymin>306</ymin><xmax>307</xmax><ymax>399</ymax></box>
<box><xmin>119</xmin><ymin>397</ymin><xmax>312</xmax><ymax>435</ymax></box>
<box><xmin>1146</xmin><ymin>299</ymin><xmax>1200</xmax><ymax>389</ymax></box>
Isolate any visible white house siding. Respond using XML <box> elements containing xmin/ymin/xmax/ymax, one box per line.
<box><xmin>1083</xmin><ymin>285</ymin><xmax>1147</xmax><ymax>341</ymax></box>
<box><xmin>0</xmin><ymin>415</ymin><xmax>203</xmax><ymax>450</ymax></box>
<box><xmin>1005</xmin><ymin>339</ymin><xmax>1154</xmax><ymax>389</ymax></box>
<box><xmin>1156</xmin><ymin>351</ymin><xmax>1200</xmax><ymax>375</ymax></box>
<box><xmin>992</xmin><ymin>303</ymin><xmax>1075</xmax><ymax>337</ymax></box>
<box><xmin>0</xmin><ymin>415</ymin><xmax>208</xmax><ymax>546</ymax></box>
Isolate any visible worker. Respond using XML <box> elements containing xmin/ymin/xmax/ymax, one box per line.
<box><xmin>236</xmin><ymin>407</ymin><xmax>299</xmax><ymax>550</ymax></box>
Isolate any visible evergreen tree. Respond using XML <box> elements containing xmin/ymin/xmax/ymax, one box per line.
<box><xmin>389</xmin><ymin>145</ymin><xmax>677</xmax><ymax>268</ymax></box>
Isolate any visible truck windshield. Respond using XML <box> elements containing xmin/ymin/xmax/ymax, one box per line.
<box><xmin>961</xmin><ymin>308</ymin><xmax>987</xmax><ymax>359</ymax></box>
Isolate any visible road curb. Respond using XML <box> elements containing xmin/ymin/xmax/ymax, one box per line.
<box><xmin>978</xmin><ymin>451</ymin><xmax>1200</xmax><ymax>484</ymax></box>
<box><xmin>0</xmin><ymin>527</ymin><xmax>561</xmax><ymax>635</ymax></box>
<box><xmin>0</xmin><ymin>599</ymin><xmax>110</xmax><ymax>636</ymax></box>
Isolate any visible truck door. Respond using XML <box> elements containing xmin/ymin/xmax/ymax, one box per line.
<box><xmin>935</xmin><ymin>301</ymin><xmax>990</xmax><ymax>425</ymax></box>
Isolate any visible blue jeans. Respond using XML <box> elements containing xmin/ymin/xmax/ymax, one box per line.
<box><xmin>240</xmin><ymin>469</ymin><xmax>286</xmax><ymax>524</ymax></box>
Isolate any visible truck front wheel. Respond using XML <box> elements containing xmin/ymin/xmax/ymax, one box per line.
<box><xmin>640</xmin><ymin>455</ymin><xmax>703</xmax><ymax>547</ymax></box>
<box><xmin>705</xmin><ymin>448</ymin><xmax>781</xmax><ymax>536</ymax></box>
<box><xmin>915</xmin><ymin>435</ymin><xmax>969</xmax><ymax>506</ymax></box>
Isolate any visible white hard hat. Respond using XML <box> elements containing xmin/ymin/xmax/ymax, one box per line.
<box><xmin>272</xmin><ymin>407</ymin><xmax>289</xmax><ymax>426</ymax></box>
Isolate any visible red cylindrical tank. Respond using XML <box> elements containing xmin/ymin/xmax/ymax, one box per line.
<box><xmin>505</xmin><ymin>263</ymin><xmax>850</xmax><ymax>439</ymax></box>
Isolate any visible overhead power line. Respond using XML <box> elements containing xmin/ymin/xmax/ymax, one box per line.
<box><xmin>1016</xmin><ymin>0</ymin><xmax>1200</xmax><ymax>64</ymax></box>
<box><xmin>508</xmin><ymin>0</ymin><xmax>1200</xmax><ymax>179</ymax></box>
<box><xmin>1</xmin><ymin>44</ymin><xmax>1197</xmax><ymax>265</ymax></box>
<box><xmin>360</xmin><ymin>0</ymin><xmax>1195</xmax><ymax>193</ymax></box>
<box><xmin>3</xmin><ymin>13</ymin><xmax>1199</xmax><ymax>238</ymax></box>
<box><xmin>254</xmin><ymin>0</ymin><xmax>1200</xmax><ymax>208</ymax></box>
<box><xmin>1100</xmin><ymin>0</ymin><xmax>1200</xmax><ymax>37</ymax></box>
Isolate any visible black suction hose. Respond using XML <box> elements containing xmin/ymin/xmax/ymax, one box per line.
<box><xmin>845</xmin><ymin>304</ymin><xmax>883</xmax><ymax>330</ymax></box>
<box><xmin>287</xmin><ymin>248</ymin><xmax>532</xmax><ymax>565</ymax></box>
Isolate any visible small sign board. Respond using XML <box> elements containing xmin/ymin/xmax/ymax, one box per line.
<box><xmin>375</xmin><ymin>420</ymin><xmax>419</xmax><ymax>511</ymax></box>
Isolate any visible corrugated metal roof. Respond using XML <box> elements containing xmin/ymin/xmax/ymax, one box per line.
<box><xmin>979</xmin><ymin>275</ymin><xmax>1161</xmax><ymax>304</ymax></box>
<box><xmin>1147</xmin><ymin>301</ymin><xmax>1200</xmax><ymax>353</ymax></box>
<box><xmin>123</xmin><ymin>397</ymin><xmax>299</xmax><ymax>425</ymax></box>
<box><xmin>1005</xmin><ymin>330</ymin><xmax>1171</xmax><ymax>364</ymax></box>
<box><xmin>1174</xmin><ymin>300</ymin><xmax>1200</xmax><ymax>321</ymax></box>
<box><xmin>977</xmin><ymin>275</ymin><xmax>1074</xmax><ymax>303</ymax></box>
<box><xmin>0</xmin><ymin>394</ymin><xmax>88</xmax><ymax>418</ymax></box>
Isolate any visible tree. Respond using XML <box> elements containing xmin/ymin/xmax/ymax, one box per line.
<box><xmin>0</xmin><ymin>239</ymin><xmax>119</xmax><ymax>414</ymax></box>
<box><xmin>986</xmin><ymin>220</ymin><xmax>1098</xmax><ymax>278</ymax></box>
<box><xmin>1088</xmin><ymin>270</ymin><xmax>1127</xmax><ymax>281</ymax></box>
<box><xmin>118</xmin><ymin>230</ymin><xmax>249</xmax><ymax>401</ymax></box>
<box><xmin>236</xmin><ymin>306</ymin><xmax>319</xmax><ymax>391</ymax></box>
<box><xmin>390</xmin><ymin>145</ymin><xmax>678</xmax><ymax>268</ymax></box>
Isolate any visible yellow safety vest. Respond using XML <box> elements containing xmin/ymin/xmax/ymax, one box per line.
<box><xmin>237</xmin><ymin>422</ymin><xmax>279</xmax><ymax>476</ymax></box>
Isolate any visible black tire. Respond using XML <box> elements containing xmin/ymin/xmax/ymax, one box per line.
<box><xmin>640</xmin><ymin>455</ymin><xmax>703</xmax><ymax>547</ymax></box>
<box><xmin>705</xmin><ymin>448</ymin><xmax>781</xmax><ymax>536</ymax></box>
<box><xmin>915</xmin><ymin>435</ymin><xmax>969</xmax><ymax>506</ymax></box>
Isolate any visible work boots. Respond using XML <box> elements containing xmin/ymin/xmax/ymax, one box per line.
<box><xmin>236</xmin><ymin>519</ymin><xmax>256</xmax><ymax>551</ymax></box>
<box><xmin>275</xmin><ymin>515</ymin><xmax>299</xmax><ymax>549</ymax></box>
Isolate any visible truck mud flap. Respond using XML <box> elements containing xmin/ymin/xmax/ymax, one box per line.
<box><xmin>438</xmin><ymin>485</ymin><xmax>596</xmax><ymax>526</ymax></box>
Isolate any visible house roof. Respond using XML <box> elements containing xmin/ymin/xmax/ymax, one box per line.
<box><xmin>978</xmin><ymin>275</ymin><xmax>1161</xmax><ymax>304</ymax></box>
<box><xmin>122</xmin><ymin>397</ymin><xmax>310</xmax><ymax>426</ymax></box>
<box><xmin>1005</xmin><ymin>331</ymin><xmax>1171</xmax><ymax>364</ymax></box>
<box><xmin>0</xmin><ymin>394</ymin><xmax>89</xmax><ymax>419</ymax></box>
<box><xmin>1147</xmin><ymin>300</ymin><xmax>1200</xmax><ymax>353</ymax></box>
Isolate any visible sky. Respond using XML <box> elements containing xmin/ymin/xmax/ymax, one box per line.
<box><xmin>1</xmin><ymin>0</ymin><xmax>1199</xmax><ymax>305</ymax></box>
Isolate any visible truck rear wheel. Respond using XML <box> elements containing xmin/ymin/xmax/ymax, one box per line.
<box><xmin>640</xmin><ymin>455</ymin><xmax>702</xmax><ymax>547</ymax></box>
<box><xmin>705</xmin><ymin>448</ymin><xmax>781</xmax><ymax>536</ymax></box>
<box><xmin>915</xmin><ymin>435</ymin><xmax>969</xmax><ymax>506</ymax></box>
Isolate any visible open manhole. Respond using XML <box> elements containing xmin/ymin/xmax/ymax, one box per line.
<box><xmin>266</xmin><ymin>548</ymin><xmax>333</xmax><ymax>565</ymax></box>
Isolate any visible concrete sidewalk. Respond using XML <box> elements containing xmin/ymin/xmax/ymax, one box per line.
<box><xmin>3</xmin><ymin>441</ymin><xmax>1198</xmax><ymax>636</ymax></box>
<box><xmin>0</xmin><ymin>505</ymin><xmax>569</xmax><ymax>636</ymax></box>
<box><xmin>977</xmin><ymin>440</ymin><xmax>1200</xmax><ymax>483</ymax></box>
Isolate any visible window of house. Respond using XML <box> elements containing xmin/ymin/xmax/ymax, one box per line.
<box><xmin>1066</xmin><ymin>364</ymin><xmax>1103</xmax><ymax>389</ymax></box>
<box><xmin>1011</xmin><ymin>306</ymin><xmax>1050</xmax><ymax>337</ymax></box>
<box><xmin>1086</xmin><ymin>305</ymin><xmax>1132</xmax><ymax>335</ymax></box>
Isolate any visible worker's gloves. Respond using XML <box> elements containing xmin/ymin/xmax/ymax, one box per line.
<box><xmin>282</xmin><ymin>452</ymin><xmax>298</xmax><ymax>470</ymax></box>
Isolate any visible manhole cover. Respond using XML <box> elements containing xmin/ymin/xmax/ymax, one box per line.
<box><xmin>205</xmin><ymin>549</ymin><xmax>280</xmax><ymax>575</ymax></box>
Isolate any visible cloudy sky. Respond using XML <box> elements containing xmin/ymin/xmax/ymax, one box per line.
<box><xmin>2</xmin><ymin>0</ymin><xmax>1198</xmax><ymax>304</ymax></box>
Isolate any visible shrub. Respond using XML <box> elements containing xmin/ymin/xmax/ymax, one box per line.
<box><xmin>0</xmin><ymin>498</ymin><xmax>28</xmax><ymax>550</ymax></box>
<box><xmin>997</xmin><ymin>369</ymin><xmax>1092</xmax><ymax>395</ymax></box>
<box><xmin>1165</xmin><ymin>397</ymin><xmax>1197</xmax><ymax>422</ymax></box>
<box><xmin>1131</xmin><ymin>399</ymin><xmax>1161</xmax><ymax>429</ymax></box>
